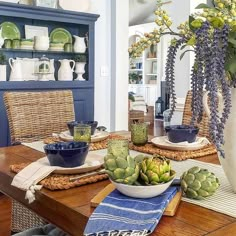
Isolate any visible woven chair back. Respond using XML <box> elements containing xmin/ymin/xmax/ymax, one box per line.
<box><xmin>182</xmin><ymin>90</ymin><xmax>210</xmax><ymax>139</ymax></box>
<box><xmin>4</xmin><ymin>90</ymin><xmax>75</xmax><ymax>144</ymax></box>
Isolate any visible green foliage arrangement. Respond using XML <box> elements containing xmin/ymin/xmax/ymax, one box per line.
<box><xmin>129</xmin><ymin>0</ymin><xmax>236</xmax><ymax>157</ymax></box>
<box><xmin>73</xmin><ymin>54</ymin><xmax>87</xmax><ymax>62</ymax></box>
<box><xmin>0</xmin><ymin>53</ymin><xmax>6</xmax><ymax>65</ymax></box>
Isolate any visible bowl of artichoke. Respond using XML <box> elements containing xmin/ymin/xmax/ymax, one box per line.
<box><xmin>104</xmin><ymin>154</ymin><xmax>176</xmax><ymax>198</ymax></box>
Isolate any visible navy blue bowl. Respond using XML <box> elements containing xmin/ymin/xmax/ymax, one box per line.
<box><xmin>165</xmin><ymin>125</ymin><xmax>199</xmax><ymax>143</ymax></box>
<box><xmin>44</xmin><ymin>142</ymin><xmax>89</xmax><ymax>167</ymax></box>
<box><xmin>67</xmin><ymin>121</ymin><xmax>98</xmax><ymax>136</ymax></box>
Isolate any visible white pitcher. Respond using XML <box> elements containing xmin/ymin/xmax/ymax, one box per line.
<box><xmin>73</xmin><ymin>35</ymin><xmax>86</xmax><ymax>53</ymax></box>
<box><xmin>58</xmin><ymin>59</ymin><xmax>75</xmax><ymax>81</ymax></box>
<box><xmin>0</xmin><ymin>27</ymin><xmax>4</xmax><ymax>48</ymax></box>
<box><xmin>9</xmin><ymin>58</ymin><xmax>23</xmax><ymax>81</ymax></box>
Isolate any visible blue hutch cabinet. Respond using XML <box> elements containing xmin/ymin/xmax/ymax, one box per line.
<box><xmin>0</xmin><ymin>2</ymin><xmax>99</xmax><ymax>147</ymax></box>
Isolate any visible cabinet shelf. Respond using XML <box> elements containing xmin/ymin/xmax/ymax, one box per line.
<box><xmin>129</xmin><ymin>69</ymin><xmax>143</xmax><ymax>72</ymax></box>
<box><xmin>146</xmin><ymin>58</ymin><xmax>157</xmax><ymax>61</ymax></box>
<box><xmin>146</xmin><ymin>73</ymin><xmax>157</xmax><ymax>76</ymax></box>
<box><xmin>0</xmin><ymin>48</ymin><xmax>88</xmax><ymax>55</ymax></box>
<box><xmin>0</xmin><ymin>1</ymin><xmax>99</xmax><ymax>147</ymax></box>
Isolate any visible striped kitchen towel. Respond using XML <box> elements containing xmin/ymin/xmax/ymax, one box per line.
<box><xmin>84</xmin><ymin>186</ymin><xmax>178</xmax><ymax>236</ymax></box>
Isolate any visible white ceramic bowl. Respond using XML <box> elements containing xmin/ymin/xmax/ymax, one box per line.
<box><xmin>110</xmin><ymin>178</ymin><xmax>175</xmax><ymax>198</ymax></box>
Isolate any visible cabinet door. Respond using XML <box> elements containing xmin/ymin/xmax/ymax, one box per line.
<box><xmin>146</xmin><ymin>86</ymin><xmax>157</xmax><ymax>106</ymax></box>
<box><xmin>128</xmin><ymin>85</ymin><xmax>137</xmax><ymax>94</ymax></box>
<box><xmin>136</xmin><ymin>86</ymin><xmax>146</xmax><ymax>101</ymax></box>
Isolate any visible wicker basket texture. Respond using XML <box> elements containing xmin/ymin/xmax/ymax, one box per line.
<box><xmin>4</xmin><ymin>90</ymin><xmax>75</xmax><ymax>233</ymax></box>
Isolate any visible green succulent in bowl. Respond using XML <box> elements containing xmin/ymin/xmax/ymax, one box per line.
<box><xmin>104</xmin><ymin>154</ymin><xmax>139</xmax><ymax>185</ymax></box>
<box><xmin>139</xmin><ymin>156</ymin><xmax>176</xmax><ymax>185</ymax></box>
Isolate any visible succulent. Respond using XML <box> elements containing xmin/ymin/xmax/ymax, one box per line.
<box><xmin>104</xmin><ymin>154</ymin><xmax>139</xmax><ymax>185</ymax></box>
<box><xmin>139</xmin><ymin>156</ymin><xmax>175</xmax><ymax>185</ymax></box>
<box><xmin>181</xmin><ymin>166</ymin><xmax>220</xmax><ymax>200</ymax></box>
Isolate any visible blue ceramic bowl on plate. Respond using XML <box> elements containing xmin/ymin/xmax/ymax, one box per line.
<box><xmin>165</xmin><ymin>125</ymin><xmax>199</xmax><ymax>143</ymax></box>
<box><xmin>44</xmin><ymin>141</ymin><xmax>89</xmax><ymax>167</ymax></box>
<box><xmin>67</xmin><ymin>121</ymin><xmax>98</xmax><ymax>136</ymax></box>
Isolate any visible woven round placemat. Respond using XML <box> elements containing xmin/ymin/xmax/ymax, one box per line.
<box><xmin>10</xmin><ymin>135</ymin><xmax>127</xmax><ymax>191</ymax></box>
<box><xmin>129</xmin><ymin>143</ymin><xmax>217</xmax><ymax>161</ymax></box>
<box><xmin>10</xmin><ymin>163</ymin><xmax>108</xmax><ymax>191</ymax></box>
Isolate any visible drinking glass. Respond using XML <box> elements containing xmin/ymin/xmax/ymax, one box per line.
<box><xmin>4</xmin><ymin>39</ymin><xmax>12</xmax><ymax>49</ymax></box>
<box><xmin>107</xmin><ymin>139</ymin><xmax>129</xmax><ymax>158</ymax></box>
<box><xmin>131</xmin><ymin>123</ymin><xmax>148</xmax><ymax>146</ymax></box>
<box><xmin>73</xmin><ymin>124</ymin><xmax>91</xmax><ymax>142</ymax></box>
<box><xmin>64</xmin><ymin>43</ymin><xmax>72</xmax><ymax>52</ymax></box>
<box><xmin>12</xmin><ymin>39</ymin><xmax>20</xmax><ymax>49</ymax></box>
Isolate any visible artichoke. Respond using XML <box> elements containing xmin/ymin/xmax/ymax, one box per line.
<box><xmin>139</xmin><ymin>156</ymin><xmax>176</xmax><ymax>185</ymax></box>
<box><xmin>104</xmin><ymin>154</ymin><xmax>139</xmax><ymax>185</ymax></box>
<box><xmin>181</xmin><ymin>166</ymin><xmax>220</xmax><ymax>200</ymax></box>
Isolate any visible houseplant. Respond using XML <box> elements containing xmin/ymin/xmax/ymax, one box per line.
<box><xmin>74</xmin><ymin>54</ymin><xmax>87</xmax><ymax>81</ymax></box>
<box><xmin>129</xmin><ymin>0</ymin><xmax>236</xmax><ymax>192</ymax></box>
<box><xmin>129</xmin><ymin>72</ymin><xmax>139</xmax><ymax>84</ymax></box>
<box><xmin>0</xmin><ymin>52</ymin><xmax>7</xmax><ymax>81</ymax></box>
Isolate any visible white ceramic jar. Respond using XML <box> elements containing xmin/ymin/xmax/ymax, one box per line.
<box><xmin>34</xmin><ymin>36</ymin><xmax>49</xmax><ymax>51</ymax></box>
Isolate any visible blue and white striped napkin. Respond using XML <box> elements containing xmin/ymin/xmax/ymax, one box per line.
<box><xmin>84</xmin><ymin>186</ymin><xmax>178</xmax><ymax>236</ymax></box>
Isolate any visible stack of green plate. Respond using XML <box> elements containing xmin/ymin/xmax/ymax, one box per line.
<box><xmin>20</xmin><ymin>39</ymin><xmax>34</xmax><ymax>50</ymax></box>
<box><xmin>49</xmin><ymin>42</ymin><xmax>64</xmax><ymax>51</ymax></box>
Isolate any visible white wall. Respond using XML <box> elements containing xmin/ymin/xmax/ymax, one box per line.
<box><xmin>91</xmin><ymin>0</ymin><xmax>129</xmax><ymax>132</ymax></box>
<box><xmin>89</xmin><ymin>0</ymin><xmax>112</xmax><ymax>131</ymax></box>
<box><xmin>110</xmin><ymin>0</ymin><xmax>129</xmax><ymax>131</ymax></box>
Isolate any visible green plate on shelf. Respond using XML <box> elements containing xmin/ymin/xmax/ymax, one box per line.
<box><xmin>0</xmin><ymin>22</ymin><xmax>21</xmax><ymax>40</ymax></box>
<box><xmin>49</xmin><ymin>28</ymin><xmax>72</xmax><ymax>44</ymax></box>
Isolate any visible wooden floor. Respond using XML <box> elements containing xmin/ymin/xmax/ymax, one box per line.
<box><xmin>0</xmin><ymin>121</ymin><xmax>161</xmax><ymax>236</ymax></box>
<box><xmin>0</xmin><ymin>193</ymin><xmax>11</xmax><ymax>236</ymax></box>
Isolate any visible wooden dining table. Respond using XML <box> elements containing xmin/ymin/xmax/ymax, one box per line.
<box><xmin>0</xmin><ymin>131</ymin><xmax>236</xmax><ymax>236</ymax></box>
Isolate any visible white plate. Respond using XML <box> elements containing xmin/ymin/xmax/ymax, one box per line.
<box><xmin>1</xmin><ymin>0</ymin><xmax>19</xmax><ymax>3</ymax></box>
<box><xmin>20</xmin><ymin>45</ymin><xmax>34</xmax><ymax>50</ymax></box>
<box><xmin>25</xmin><ymin>25</ymin><xmax>48</xmax><ymax>39</ymax></box>
<box><xmin>151</xmin><ymin>136</ymin><xmax>210</xmax><ymax>151</ymax></box>
<box><xmin>59</xmin><ymin>0</ymin><xmax>90</xmax><ymax>12</ymax></box>
<box><xmin>59</xmin><ymin>130</ymin><xmax>109</xmax><ymax>143</ymax></box>
<box><xmin>37</xmin><ymin>152</ymin><xmax>104</xmax><ymax>174</ymax></box>
<box><xmin>49</xmin><ymin>48</ymin><xmax>64</xmax><ymax>52</ymax></box>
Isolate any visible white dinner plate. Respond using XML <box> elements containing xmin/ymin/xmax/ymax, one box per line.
<box><xmin>59</xmin><ymin>0</ymin><xmax>90</xmax><ymax>12</ymax></box>
<box><xmin>37</xmin><ymin>152</ymin><xmax>104</xmax><ymax>174</ymax></box>
<box><xmin>59</xmin><ymin>130</ymin><xmax>109</xmax><ymax>143</ymax></box>
<box><xmin>151</xmin><ymin>136</ymin><xmax>210</xmax><ymax>151</ymax></box>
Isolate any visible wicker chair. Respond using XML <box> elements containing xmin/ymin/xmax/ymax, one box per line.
<box><xmin>4</xmin><ymin>90</ymin><xmax>75</xmax><ymax>233</ymax></box>
<box><xmin>182</xmin><ymin>90</ymin><xmax>210</xmax><ymax>138</ymax></box>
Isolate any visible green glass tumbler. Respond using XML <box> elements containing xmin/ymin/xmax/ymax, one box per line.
<box><xmin>107</xmin><ymin>139</ymin><xmax>129</xmax><ymax>158</ymax></box>
<box><xmin>73</xmin><ymin>124</ymin><xmax>91</xmax><ymax>142</ymax></box>
<box><xmin>4</xmin><ymin>39</ymin><xmax>12</xmax><ymax>49</ymax></box>
<box><xmin>131</xmin><ymin>123</ymin><xmax>148</xmax><ymax>146</ymax></box>
<box><xmin>64</xmin><ymin>43</ymin><xmax>72</xmax><ymax>52</ymax></box>
<box><xmin>12</xmin><ymin>39</ymin><xmax>20</xmax><ymax>49</ymax></box>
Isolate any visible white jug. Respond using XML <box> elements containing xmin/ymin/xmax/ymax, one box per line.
<box><xmin>9</xmin><ymin>58</ymin><xmax>23</xmax><ymax>81</ymax></box>
<box><xmin>58</xmin><ymin>59</ymin><xmax>75</xmax><ymax>81</ymax></box>
<box><xmin>73</xmin><ymin>35</ymin><xmax>86</xmax><ymax>53</ymax></box>
<box><xmin>0</xmin><ymin>27</ymin><xmax>4</xmax><ymax>48</ymax></box>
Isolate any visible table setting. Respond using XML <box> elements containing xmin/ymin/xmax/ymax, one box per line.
<box><xmin>7</xmin><ymin>118</ymin><xmax>236</xmax><ymax>235</ymax></box>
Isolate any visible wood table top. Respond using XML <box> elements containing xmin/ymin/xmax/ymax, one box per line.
<box><xmin>0</xmin><ymin>131</ymin><xmax>235</xmax><ymax>236</ymax></box>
